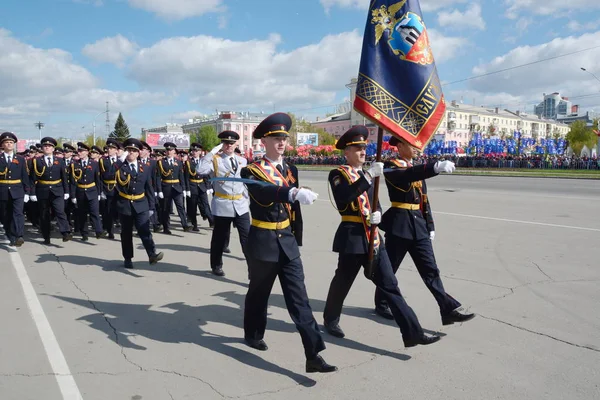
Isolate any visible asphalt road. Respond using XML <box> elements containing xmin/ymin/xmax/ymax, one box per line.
<box><xmin>1</xmin><ymin>173</ymin><xmax>599</xmax><ymax>400</ymax></box>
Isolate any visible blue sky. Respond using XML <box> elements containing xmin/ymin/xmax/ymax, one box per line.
<box><xmin>1</xmin><ymin>0</ymin><xmax>600</xmax><ymax>140</ymax></box>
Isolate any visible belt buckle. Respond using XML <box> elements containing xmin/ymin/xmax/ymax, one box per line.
<box><xmin>275</xmin><ymin>221</ymin><xmax>283</xmax><ymax>230</ymax></box>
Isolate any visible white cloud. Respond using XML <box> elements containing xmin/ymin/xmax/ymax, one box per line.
<box><xmin>127</xmin><ymin>0</ymin><xmax>225</xmax><ymax>21</ymax></box>
<box><xmin>82</xmin><ymin>35</ymin><xmax>139</xmax><ymax>67</ymax></box>
<box><xmin>320</xmin><ymin>0</ymin><xmax>468</xmax><ymax>13</ymax></box>
<box><xmin>567</xmin><ymin>20</ymin><xmax>597</xmax><ymax>32</ymax></box>
<box><xmin>438</xmin><ymin>3</ymin><xmax>485</xmax><ymax>31</ymax></box>
<box><xmin>505</xmin><ymin>0</ymin><xmax>600</xmax><ymax>18</ymax></box>
<box><xmin>466</xmin><ymin>31</ymin><xmax>600</xmax><ymax>109</ymax></box>
<box><xmin>428</xmin><ymin>29</ymin><xmax>469</xmax><ymax>62</ymax></box>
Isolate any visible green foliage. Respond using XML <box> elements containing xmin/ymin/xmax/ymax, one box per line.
<box><xmin>194</xmin><ymin>125</ymin><xmax>220</xmax><ymax>151</ymax></box>
<box><xmin>83</xmin><ymin>133</ymin><xmax>106</xmax><ymax>148</ymax></box>
<box><xmin>109</xmin><ymin>112</ymin><xmax>131</xmax><ymax>141</ymax></box>
<box><xmin>566</xmin><ymin>120</ymin><xmax>596</xmax><ymax>156</ymax></box>
<box><xmin>311</xmin><ymin>126</ymin><xmax>336</xmax><ymax>145</ymax></box>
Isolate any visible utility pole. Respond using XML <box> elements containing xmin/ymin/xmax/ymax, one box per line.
<box><xmin>105</xmin><ymin>101</ymin><xmax>110</xmax><ymax>137</ymax></box>
<box><xmin>34</xmin><ymin>121</ymin><xmax>45</xmax><ymax>142</ymax></box>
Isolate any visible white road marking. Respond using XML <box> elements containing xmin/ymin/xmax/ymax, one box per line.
<box><xmin>5</xmin><ymin>245</ymin><xmax>83</xmax><ymax>399</ymax></box>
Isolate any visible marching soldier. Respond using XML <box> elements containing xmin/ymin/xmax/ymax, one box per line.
<box><xmin>0</xmin><ymin>132</ymin><xmax>30</xmax><ymax>247</ymax></box>
<box><xmin>99</xmin><ymin>139</ymin><xmax>122</xmax><ymax>239</ymax></box>
<box><xmin>63</xmin><ymin>143</ymin><xmax>76</xmax><ymax>229</ymax></box>
<box><xmin>185</xmin><ymin>143</ymin><xmax>214</xmax><ymax>231</ymax></box>
<box><xmin>24</xmin><ymin>146</ymin><xmax>39</xmax><ymax>229</ymax></box>
<box><xmin>116</xmin><ymin>139</ymin><xmax>164</xmax><ymax>268</ymax></box>
<box><xmin>90</xmin><ymin>146</ymin><xmax>102</xmax><ymax>162</ymax></box>
<box><xmin>29</xmin><ymin>137</ymin><xmax>73</xmax><ymax>244</ymax></box>
<box><xmin>139</xmin><ymin>141</ymin><xmax>161</xmax><ymax>233</ymax></box>
<box><xmin>70</xmin><ymin>142</ymin><xmax>105</xmax><ymax>241</ymax></box>
<box><xmin>198</xmin><ymin>131</ymin><xmax>250</xmax><ymax>277</ymax></box>
<box><xmin>156</xmin><ymin>142</ymin><xmax>190</xmax><ymax>234</ymax></box>
<box><xmin>323</xmin><ymin>126</ymin><xmax>440</xmax><ymax>348</ymax></box>
<box><xmin>240</xmin><ymin>112</ymin><xmax>336</xmax><ymax>373</ymax></box>
<box><xmin>375</xmin><ymin>136</ymin><xmax>475</xmax><ymax>325</ymax></box>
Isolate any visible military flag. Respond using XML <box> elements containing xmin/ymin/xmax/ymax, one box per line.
<box><xmin>353</xmin><ymin>0</ymin><xmax>445</xmax><ymax>151</ymax></box>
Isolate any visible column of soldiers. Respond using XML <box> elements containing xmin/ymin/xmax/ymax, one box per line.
<box><xmin>1</xmin><ymin>112</ymin><xmax>475</xmax><ymax>373</ymax></box>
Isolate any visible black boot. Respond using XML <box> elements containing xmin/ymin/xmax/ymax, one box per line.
<box><xmin>306</xmin><ymin>355</ymin><xmax>337</xmax><ymax>373</ymax></box>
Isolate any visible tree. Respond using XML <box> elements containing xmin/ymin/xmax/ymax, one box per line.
<box><xmin>83</xmin><ymin>133</ymin><xmax>106</xmax><ymax>148</ymax></box>
<box><xmin>109</xmin><ymin>112</ymin><xmax>131</xmax><ymax>141</ymax></box>
<box><xmin>311</xmin><ymin>126</ymin><xmax>336</xmax><ymax>145</ymax></box>
<box><xmin>566</xmin><ymin>120</ymin><xmax>596</xmax><ymax>156</ymax></box>
<box><xmin>195</xmin><ymin>125</ymin><xmax>220</xmax><ymax>151</ymax></box>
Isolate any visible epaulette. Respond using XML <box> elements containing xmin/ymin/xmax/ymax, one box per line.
<box><xmin>390</xmin><ymin>159</ymin><xmax>408</xmax><ymax>168</ymax></box>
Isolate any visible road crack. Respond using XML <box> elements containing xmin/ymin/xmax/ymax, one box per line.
<box><xmin>152</xmin><ymin>369</ymin><xmax>226</xmax><ymax>398</ymax></box>
<box><xmin>532</xmin><ymin>261</ymin><xmax>554</xmax><ymax>281</ymax></box>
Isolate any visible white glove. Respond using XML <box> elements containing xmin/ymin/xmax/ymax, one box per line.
<box><xmin>295</xmin><ymin>188</ymin><xmax>318</xmax><ymax>205</ymax></box>
<box><xmin>154</xmin><ymin>192</ymin><xmax>157</xmax><ymax>197</ymax></box>
<box><xmin>430</xmin><ymin>231</ymin><xmax>435</xmax><ymax>241</ymax></box>
<box><xmin>366</xmin><ymin>162</ymin><xmax>384</xmax><ymax>179</ymax></box>
<box><xmin>30</xmin><ymin>195</ymin><xmax>38</xmax><ymax>202</ymax></box>
<box><xmin>370</xmin><ymin>211</ymin><xmax>381</xmax><ymax>225</ymax></box>
<box><xmin>434</xmin><ymin>160</ymin><xmax>455</xmax><ymax>174</ymax></box>
<box><xmin>119</xmin><ymin>151</ymin><xmax>128</xmax><ymax>162</ymax></box>
<box><xmin>149</xmin><ymin>210</ymin><xmax>154</xmax><ymax>217</ymax></box>
<box><xmin>72</xmin><ymin>198</ymin><xmax>77</xmax><ymax>205</ymax></box>
<box><xmin>100</xmin><ymin>192</ymin><xmax>106</xmax><ymax>200</ymax></box>
<box><xmin>207</xmin><ymin>189</ymin><xmax>213</xmax><ymax>195</ymax></box>
<box><xmin>158</xmin><ymin>192</ymin><xmax>164</xmax><ymax>199</ymax></box>
<box><xmin>185</xmin><ymin>191</ymin><xmax>191</xmax><ymax>198</ymax></box>
<box><xmin>24</xmin><ymin>194</ymin><xmax>30</xmax><ymax>203</ymax></box>
<box><xmin>63</xmin><ymin>194</ymin><xmax>68</xmax><ymax>201</ymax></box>
<box><xmin>98</xmin><ymin>195</ymin><xmax>101</xmax><ymax>201</ymax></box>
<box><xmin>210</xmin><ymin>143</ymin><xmax>223</xmax><ymax>155</ymax></box>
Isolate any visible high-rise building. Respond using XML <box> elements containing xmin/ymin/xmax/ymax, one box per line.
<box><xmin>534</xmin><ymin>93</ymin><xmax>572</xmax><ymax>119</ymax></box>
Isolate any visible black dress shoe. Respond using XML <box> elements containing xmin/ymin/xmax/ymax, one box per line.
<box><xmin>212</xmin><ymin>267</ymin><xmax>225</xmax><ymax>277</ymax></box>
<box><xmin>442</xmin><ymin>309</ymin><xmax>476</xmax><ymax>325</ymax></box>
<box><xmin>192</xmin><ymin>226</ymin><xmax>199</xmax><ymax>232</ymax></box>
<box><xmin>223</xmin><ymin>247</ymin><xmax>231</xmax><ymax>254</ymax></box>
<box><xmin>183</xmin><ymin>226</ymin><xmax>192</xmax><ymax>232</ymax></box>
<box><xmin>124</xmin><ymin>259</ymin><xmax>133</xmax><ymax>269</ymax></box>
<box><xmin>108</xmin><ymin>233</ymin><xmax>115</xmax><ymax>240</ymax></box>
<box><xmin>245</xmin><ymin>338</ymin><xmax>268</xmax><ymax>351</ymax></box>
<box><xmin>404</xmin><ymin>334</ymin><xmax>441</xmax><ymax>348</ymax></box>
<box><xmin>324</xmin><ymin>322</ymin><xmax>345</xmax><ymax>338</ymax></box>
<box><xmin>96</xmin><ymin>231</ymin><xmax>107</xmax><ymax>239</ymax></box>
<box><xmin>375</xmin><ymin>307</ymin><xmax>394</xmax><ymax>320</ymax></box>
<box><xmin>15</xmin><ymin>237</ymin><xmax>25</xmax><ymax>247</ymax></box>
<box><xmin>81</xmin><ymin>235</ymin><xmax>89</xmax><ymax>242</ymax></box>
<box><xmin>306</xmin><ymin>355</ymin><xmax>338</xmax><ymax>373</ymax></box>
<box><xmin>153</xmin><ymin>226</ymin><xmax>161</xmax><ymax>233</ymax></box>
<box><xmin>62</xmin><ymin>233</ymin><xmax>73</xmax><ymax>242</ymax></box>
<box><xmin>163</xmin><ymin>229</ymin><xmax>172</xmax><ymax>235</ymax></box>
<box><xmin>149</xmin><ymin>252</ymin><xmax>164</xmax><ymax>265</ymax></box>
<box><xmin>43</xmin><ymin>238</ymin><xmax>51</xmax><ymax>245</ymax></box>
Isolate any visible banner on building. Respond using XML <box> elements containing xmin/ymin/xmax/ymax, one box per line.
<box><xmin>17</xmin><ymin>139</ymin><xmax>38</xmax><ymax>152</ymax></box>
<box><xmin>296</xmin><ymin>133</ymin><xmax>319</xmax><ymax>146</ymax></box>
<box><xmin>146</xmin><ymin>133</ymin><xmax>190</xmax><ymax>148</ymax></box>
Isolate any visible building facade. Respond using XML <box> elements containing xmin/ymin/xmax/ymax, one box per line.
<box><xmin>534</xmin><ymin>93</ymin><xmax>573</xmax><ymax>119</ymax></box>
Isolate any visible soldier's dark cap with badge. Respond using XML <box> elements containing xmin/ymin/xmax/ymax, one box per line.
<box><xmin>190</xmin><ymin>142</ymin><xmax>203</xmax><ymax>151</ymax></box>
<box><xmin>140</xmin><ymin>140</ymin><xmax>152</xmax><ymax>151</ymax></box>
<box><xmin>179</xmin><ymin>149</ymin><xmax>188</xmax><ymax>155</ymax></box>
<box><xmin>123</xmin><ymin>138</ymin><xmax>143</xmax><ymax>151</ymax></box>
<box><xmin>0</xmin><ymin>132</ymin><xmax>18</xmax><ymax>144</ymax></box>
<box><xmin>218</xmin><ymin>131</ymin><xmax>240</xmax><ymax>143</ymax></box>
<box><xmin>77</xmin><ymin>142</ymin><xmax>90</xmax><ymax>152</ymax></box>
<box><xmin>106</xmin><ymin>138</ymin><xmax>121</xmax><ymax>149</ymax></box>
<box><xmin>164</xmin><ymin>142</ymin><xmax>177</xmax><ymax>150</ymax></box>
<box><xmin>253</xmin><ymin>112</ymin><xmax>292</xmax><ymax>139</ymax></box>
<box><xmin>388</xmin><ymin>136</ymin><xmax>407</xmax><ymax>147</ymax></box>
<box><xmin>54</xmin><ymin>147</ymin><xmax>64</xmax><ymax>154</ymax></box>
<box><xmin>40</xmin><ymin>137</ymin><xmax>57</xmax><ymax>147</ymax></box>
<box><xmin>35</xmin><ymin>143</ymin><xmax>42</xmax><ymax>149</ymax></box>
<box><xmin>335</xmin><ymin>125</ymin><xmax>369</xmax><ymax>150</ymax></box>
<box><xmin>29</xmin><ymin>145</ymin><xmax>37</xmax><ymax>151</ymax></box>
<box><xmin>63</xmin><ymin>143</ymin><xmax>76</xmax><ymax>152</ymax></box>
<box><xmin>90</xmin><ymin>146</ymin><xmax>102</xmax><ymax>154</ymax></box>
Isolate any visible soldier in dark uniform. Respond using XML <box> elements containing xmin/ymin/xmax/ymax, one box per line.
<box><xmin>139</xmin><ymin>141</ymin><xmax>160</xmax><ymax>232</ymax></box>
<box><xmin>375</xmin><ymin>136</ymin><xmax>475</xmax><ymax>325</ymax></box>
<box><xmin>323</xmin><ymin>126</ymin><xmax>440</xmax><ymax>348</ymax></box>
<box><xmin>116</xmin><ymin>139</ymin><xmax>164</xmax><ymax>269</ymax></box>
<box><xmin>29</xmin><ymin>137</ymin><xmax>72</xmax><ymax>244</ymax></box>
<box><xmin>0</xmin><ymin>132</ymin><xmax>31</xmax><ymax>247</ymax></box>
<box><xmin>70</xmin><ymin>142</ymin><xmax>105</xmax><ymax>241</ymax></box>
<box><xmin>156</xmin><ymin>142</ymin><xmax>190</xmax><ymax>234</ymax></box>
<box><xmin>62</xmin><ymin>143</ymin><xmax>76</xmax><ymax>228</ymax></box>
<box><xmin>24</xmin><ymin>146</ymin><xmax>39</xmax><ymax>229</ymax></box>
<box><xmin>185</xmin><ymin>143</ymin><xmax>214</xmax><ymax>231</ymax></box>
<box><xmin>99</xmin><ymin>138</ymin><xmax>122</xmax><ymax>239</ymax></box>
<box><xmin>90</xmin><ymin>145</ymin><xmax>102</xmax><ymax>162</ymax></box>
<box><xmin>240</xmin><ymin>112</ymin><xmax>337</xmax><ymax>373</ymax></box>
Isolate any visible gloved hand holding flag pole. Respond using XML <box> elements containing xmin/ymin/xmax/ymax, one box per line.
<box><xmin>354</xmin><ymin>0</ymin><xmax>446</xmax><ymax>278</ymax></box>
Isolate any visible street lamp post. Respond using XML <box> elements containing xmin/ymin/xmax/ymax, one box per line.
<box><xmin>91</xmin><ymin>110</ymin><xmax>108</xmax><ymax>146</ymax></box>
<box><xmin>581</xmin><ymin>67</ymin><xmax>600</xmax><ymax>85</ymax></box>
<box><xmin>580</xmin><ymin>68</ymin><xmax>600</xmax><ymax>157</ymax></box>
<box><xmin>34</xmin><ymin>121</ymin><xmax>45</xmax><ymax>142</ymax></box>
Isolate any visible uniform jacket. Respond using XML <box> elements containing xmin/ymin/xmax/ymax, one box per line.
<box><xmin>241</xmin><ymin>158</ymin><xmax>303</xmax><ymax>262</ymax></box>
<box><xmin>156</xmin><ymin>157</ymin><xmax>185</xmax><ymax>194</ymax></box>
<box><xmin>70</xmin><ymin>158</ymin><xmax>101</xmax><ymax>200</ymax></box>
<box><xmin>329</xmin><ymin>165</ymin><xmax>382</xmax><ymax>255</ymax></box>
<box><xmin>184</xmin><ymin>157</ymin><xmax>211</xmax><ymax>196</ymax></box>
<box><xmin>139</xmin><ymin>158</ymin><xmax>158</xmax><ymax>195</ymax></box>
<box><xmin>0</xmin><ymin>153</ymin><xmax>30</xmax><ymax>200</ymax></box>
<box><xmin>31</xmin><ymin>156</ymin><xmax>68</xmax><ymax>199</ymax></box>
<box><xmin>115</xmin><ymin>161</ymin><xmax>155</xmax><ymax>216</ymax></box>
<box><xmin>99</xmin><ymin>156</ymin><xmax>122</xmax><ymax>197</ymax></box>
<box><xmin>379</xmin><ymin>159</ymin><xmax>437</xmax><ymax>240</ymax></box>
<box><xmin>198</xmin><ymin>152</ymin><xmax>249</xmax><ymax>218</ymax></box>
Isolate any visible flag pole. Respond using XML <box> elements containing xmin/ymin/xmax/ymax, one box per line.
<box><xmin>365</xmin><ymin>125</ymin><xmax>383</xmax><ymax>278</ymax></box>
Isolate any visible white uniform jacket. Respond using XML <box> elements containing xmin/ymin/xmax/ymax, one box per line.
<box><xmin>198</xmin><ymin>152</ymin><xmax>249</xmax><ymax>217</ymax></box>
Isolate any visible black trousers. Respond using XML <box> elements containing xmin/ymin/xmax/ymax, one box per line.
<box><xmin>39</xmin><ymin>193</ymin><xmax>70</xmax><ymax>239</ymax></box>
<box><xmin>375</xmin><ymin>234</ymin><xmax>461</xmax><ymax>316</ymax></box>
<box><xmin>210</xmin><ymin>213</ymin><xmax>249</xmax><ymax>269</ymax></box>
<box><xmin>161</xmin><ymin>189</ymin><xmax>187</xmax><ymax>229</ymax></box>
<box><xmin>244</xmin><ymin>251</ymin><xmax>326</xmax><ymax>359</ymax></box>
<box><xmin>76</xmin><ymin>196</ymin><xmax>102</xmax><ymax>236</ymax></box>
<box><xmin>187</xmin><ymin>193</ymin><xmax>214</xmax><ymax>227</ymax></box>
<box><xmin>65</xmin><ymin>199</ymin><xmax>75</xmax><ymax>227</ymax></box>
<box><xmin>101</xmin><ymin>195</ymin><xmax>118</xmax><ymax>234</ymax></box>
<box><xmin>323</xmin><ymin>245</ymin><xmax>424</xmax><ymax>342</ymax></box>
<box><xmin>152</xmin><ymin>195</ymin><xmax>161</xmax><ymax>228</ymax></box>
<box><xmin>26</xmin><ymin>200</ymin><xmax>39</xmax><ymax>227</ymax></box>
<box><xmin>119</xmin><ymin>209</ymin><xmax>156</xmax><ymax>260</ymax></box>
<box><xmin>0</xmin><ymin>196</ymin><xmax>24</xmax><ymax>241</ymax></box>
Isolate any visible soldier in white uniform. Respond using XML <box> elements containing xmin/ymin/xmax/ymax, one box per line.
<box><xmin>198</xmin><ymin>130</ymin><xmax>250</xmax><ymax>276</ymax></box>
